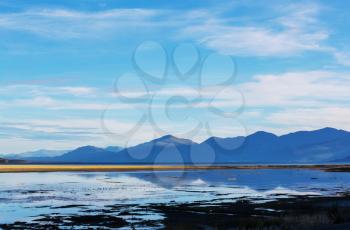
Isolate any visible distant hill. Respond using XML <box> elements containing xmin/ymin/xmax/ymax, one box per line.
<box><xmin>2</xmin><ymin>149</ymin><xmax>69</xmax><ymax>160</ymax></box>
<box><xmin>28</xmin><ymin>146</ymin><xmax>117</xmax><ymax>163</ymax></box>
<box><xmin>23</xmin><ymin>127</ymin><xmax>350</xmax><ymax>164</ymax></box>
<box><xmin>220</xmin><ymin>128</ymin><xmax>350</xmax><ymax>163</ymax></box>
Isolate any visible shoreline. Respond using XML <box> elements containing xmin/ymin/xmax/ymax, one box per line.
<box><xmin>0</xmin><ymin>164</ymin><xmax>350</xmax><ymax>173</ymax></box>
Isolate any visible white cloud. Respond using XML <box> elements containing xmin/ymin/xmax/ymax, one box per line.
<box><xmin>184</xmin><ymin>26</ymin><xmax>327</xmax><ymax>57</ymax></box>
<box><xmin>266</xmin><ymin>107</ymin><xmax>350</xmax><ymax>131</ymax></box>
<box><xmin>7</xmin><ymin>96</ymin><xmax>135</xmax><ymax>110</ymax></box>
<box><xmin>0</xmin><ymin>3</ymin><xmax>328</xmax><ymax>57</ymax></box>
<box><xmin>234</xmin><ymin>70</ymin><xmax>350</xmax><ymax>134</ymax></box>
<box><xmin>59</xmin><ymin>87</ymin><xmax>96</xmax><ymax>96</ymax></box>
<box><xmin>182</xmin><ymin>3</ymin><xmax>328</xmax><ymax>57</ymax></box>
<box><xmin>0</xmin><ymin>8</ymin><xmax>160</xmax><ymax>39</ymax></box>
<box><xmin>333</xmin><ymin>51</ymin><xmax>350</xmax><ymax>67</ymax></box>
<box><xmin>2</xmin><ymin>70</ymin><xmax>350</xmax><ymax>152</ymax></box>
<box><xmin>0</xmin><ymin>117</ymin><xmax>158</xmax><ymax>154</ymax></box>
<box><xmin>275</xmin><ymin>3</ymin><xmax>321</xmax><ymax>30</ymax></box>
<box><xmin>0</xmin><ymin>84</ymin><xmax>96</xmax><ymax>97</ymax></box>
<box><xmin>0</xmin><ymin>85</ymin><xmax>138</xmax><ymax>110</ymax></box>
<box><xmin>6</xmin><ymin>70</ymin><xmax>348</xmax><ymax>113</ymax></box>
<box><xmin>0</xmin><ymin>2</ymin><xmax>348</xmax><ymax>66</ymax></box>
<box><xmin>239</xmin><ymin>71</ymin><xmax>350</xmax><ymax>107</ymax></box>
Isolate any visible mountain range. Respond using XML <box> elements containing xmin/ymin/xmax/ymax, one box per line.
<box><xmin>0</xmin><ymin>149</ymin><xmax>69</xmax><ymax>160</ymax></box>
<box><xmin>3</xmin><ymin>127</ymin><xmax>350</xmax><ymax>164</ymax></box>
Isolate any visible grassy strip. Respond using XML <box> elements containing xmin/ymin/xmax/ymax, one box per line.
<box><xmin>0</xmin><ymin>164</ymin><xmax>349</xmax><ymax>173</ymax></box>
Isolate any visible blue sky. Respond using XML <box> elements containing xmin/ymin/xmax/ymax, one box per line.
<box><xmin>1</xmin><ymin>0</ymin><xmax>350</xmax><ymax>153</ymax></box>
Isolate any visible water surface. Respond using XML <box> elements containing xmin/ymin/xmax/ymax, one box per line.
<box><xmin>0</xmin><ymin>169</ymin><xmax>349</xmax><ymax>228</ymax></box>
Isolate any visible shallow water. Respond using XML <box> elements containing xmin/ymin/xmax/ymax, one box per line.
<box><xmin>0</xmin><ymin>169</ymin><xmax>350</xmax><ymax>227</ymax></box>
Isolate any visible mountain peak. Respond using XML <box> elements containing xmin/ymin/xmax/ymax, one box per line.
<box><xmin>71</xmin><ymin>145</ymin><xmax>109</xmax><ymax>154</ymax></box>
<box><xmin>246</xmin><ymin>131</ymin><xmax>278</xmax><ymax>146</ymax></box>
<box><xmin>318</xmin><ymin>127</ymin><xmax>347</xmax><ymax>133</ymax></box>
<box><xmin>203</xmin><ymin>136</ymin><xmax>221</xmax><ymax>143</ymax></box>
<box><xmin>154</xmin><ymin>135</ymin><xmax>194</xmax><ymax>145</ymax></box>
<box><xmin>157</xmin><ymin>134</ymin><xmax>176</xmax><ymax>140</ymax></box>
<box><xmin>320</xmin><ymin>127</ymin><xmax>338</xmax><ymax>131</ymax></box>
<box><xmin>76</xmin><ymin>145</ymin><xmax>98</xmax><ymax>150</ymax></box>
<box><xmin>203</xmin><ymin>136</ymin><xmax>242</xmax><ymax>144</ymax></box>
<box><xmin>281</xmin><ymin>127</ymin><xmax>349</xmax><ymax>139</ymax></box>
<box><xmin>250</xmin><ymin>131</ymin><xmax>277</xmax><ymax>138</ymax></box>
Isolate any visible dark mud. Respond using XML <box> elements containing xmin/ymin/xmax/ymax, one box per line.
<box><xmin>0</xmin><ymin>214</ymin><xmax>128</xmax><ymax>229</ymax></box>
<box><xmin>148</xmin><ymin>195</ymin><xmax>350</xmax><ymax>230</ymax></box>
<box><xmin>325</xmin><ymin>166</ymin><xmax>350</xmax><ymax>172</ymax></box>
<box><xmin>2</xmin><ymin>194</ymin><xmax>350</xmax><ymax>229</ymax></box>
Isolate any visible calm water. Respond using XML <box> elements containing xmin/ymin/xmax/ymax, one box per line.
<box><xmin>0</xmin><ymin>169</ymin><xmax>350</xmax><ymax>227</ymax></box>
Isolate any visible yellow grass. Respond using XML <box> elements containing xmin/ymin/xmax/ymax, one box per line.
<box><xmin>0</xmin><ymin>164</ymin><xmax>349</xmax><ymax>173</ymax></box>
<box><xmin>0</xmin><ymin>165</ymin><xmax>223</xmax><ymax>173</ymax></box>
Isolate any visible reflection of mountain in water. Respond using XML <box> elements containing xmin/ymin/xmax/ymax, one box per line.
<box><xmin>100</xmin><ymin>169</ymin><xmax>350</xmax><ymax>192</ymax></box>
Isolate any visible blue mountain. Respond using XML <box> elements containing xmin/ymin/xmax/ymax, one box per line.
<box><xmin>23</xmin><ymin>128</ymin><xmax>350</xmax><ymax>164</ymax></box>
<box><xmin>105</xmin><ymin>146</ymin><xmax>123</xmax><ymax>153</ymax></box>
<box><xmin>108</xmin><ymin>135</ymin><xmax>196</xmax><ymax>164</ymax></box>
<box><xmin>211</xmin><ymin>128</ymin><xmax>350</xmax><ymax>163</ymax></box>
<box><xmin>2</xmin><ymin>149</ymin><xmax>69</xmax><ymax>161</ymax></box>
<box><xmin>28</xmin><ymin>146</ymin><xmax>116</xmax><ymax>163</ymax></box>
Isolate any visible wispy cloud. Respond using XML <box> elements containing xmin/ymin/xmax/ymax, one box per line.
<box><xmin>237</xmin><ymin>70</ymin><xmax>350</xmax><ymax>133</ymax></box>
<box><xmin>0</xmin><ymin>118</ymin><xmax>157</xmax><ymax>153</ymax></box>
<box><xmin>0</xmin><ymin>85</ymin><xmax>96</xmax><ymax>96</ymax></box>
<box><xmin>0</xmin><ymin>8</ymin><xmax>160</xmax><ymax>39</ymax></box>
<box><xmin>1</xmin><ymin>69</ymin><xmax>350</xmax><ymax>153</ymax></box>
<box><xmin>333</xmin><ymin>51</ymin><xmax>350</xmax><ymax>66</ymax></box>
<box><xmin>182</xmin><ymin>3</ymin><xmax>329</xmax><ymax>57</ymax></box>
<box><xmin>0</xmin><ymin>85</ymin><xmax>135</xmax><ymax>110</ymax></box>
<box><xmin>1</xmin><ymin>2</ymin><xmax>350</xmax><ymax>153</ymax></box>
<box><xmin>239</xmin><ymin>71</ymin><xmax>350</xmax><ymax>107</ymax></box>
<box><xmin>264</xmin><ymin>107</ymin><xmax>350</xmax><ymax>132</ymax></box>
<box><xmin>0</xmin><ymin>2</ymin><xmax>348</xmax><ymax>66</ymax></box>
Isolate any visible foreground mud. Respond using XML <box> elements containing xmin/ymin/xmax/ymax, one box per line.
<box><xmin>2</xmin><ymin>194</ymin><xmax>350</xmax><ymax>229</ymax></box>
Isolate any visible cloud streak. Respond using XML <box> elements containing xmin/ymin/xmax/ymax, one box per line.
<box><xmin>181</xmin><ymin>3</ymin><xmax>329</xmax><ymax>57</ymax></box>
<box><xmin>239</xmin><ymin>71</ymin><xmax>350</xmax><ymax>107</ymax></box>
<box><xmin>0</xmin><ymin>8</ymin><xmax>160</xmax><ymax>39</ymax></box>
<box><xmin>0</xmin><ymin>2</ymin><xmax>348</xmax><ymax>66</ymax></box>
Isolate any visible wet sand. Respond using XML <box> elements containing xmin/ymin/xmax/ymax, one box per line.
<box><xmin>1</xmin><ymin>193</ymin><xmax>350</xmax><ymax>229</ymax></box>
<box><xmin>0</xmin><ymin>164</ymin><xmax>350</xmax><ymax>173</ymax></box>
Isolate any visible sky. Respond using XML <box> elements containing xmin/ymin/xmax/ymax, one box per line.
<box><xmin>1</xmin><ymin>0</ymin><xmax>350</xmax><ymax>153</ymax></box>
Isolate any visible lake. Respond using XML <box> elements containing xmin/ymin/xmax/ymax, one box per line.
<box><xmin>1</xmin><ymin>169</ymin><xmax>350</xmax><ymax>229</ymax></box>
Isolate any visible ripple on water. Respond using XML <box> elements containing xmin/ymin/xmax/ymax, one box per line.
<box><xmin>0</xmin><ymin>169</ymin><xmax>350</xmax><ymax>225</ymax></box>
